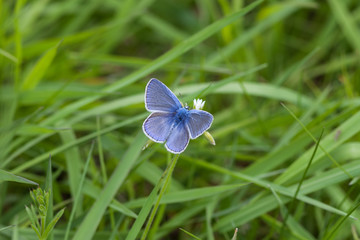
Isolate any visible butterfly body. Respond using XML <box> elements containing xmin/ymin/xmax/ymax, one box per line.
<box><xmin>143</xmin><ymin>78</ymin><xmax>213</xmax><ymax>154</ymax></box>
<box><xmin>174</xmin><ymin>108</ymin><xmax>189</xmax><ymax>124</ymax></box>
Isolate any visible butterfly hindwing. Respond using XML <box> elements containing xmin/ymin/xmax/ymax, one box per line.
<box><xmin>165</xmin><ymin>122</ymin><xmax>190</xmax><ymax>154</ymax></box>
<box><xmin>186</xmin><ymin>109</ymin><xmax>213</xmax><ymax>139</ymax></box>
<box><xmin>143</xmin><ymin>112</ymin><xmax>175</xmax><ymax>143</ymax></box>
<box><xmin>145</xmin><ymin>78</ymin><xmax>182</xmax><ymax>113</ymax></box>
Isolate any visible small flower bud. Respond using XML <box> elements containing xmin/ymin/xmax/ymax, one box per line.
<box><xmin>204</xmin><ymin>131</ymin><xmax>216</xmax><ymax>145</ymax></box>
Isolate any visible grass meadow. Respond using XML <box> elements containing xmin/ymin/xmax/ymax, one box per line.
<box><xmin>1</xmin><ymin>0</ymin><xmax>360</xmax><ymax>239</ymax></box>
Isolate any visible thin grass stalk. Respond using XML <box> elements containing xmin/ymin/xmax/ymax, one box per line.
<box><xmin>140</xmin><ymin>154</ymin><xmax>180</xmax><ymax>240</ymax></box>
<box><xmin>279</xmin><ymin>129</ymin><xmax>324</xmax><ymax>238</ymax></box>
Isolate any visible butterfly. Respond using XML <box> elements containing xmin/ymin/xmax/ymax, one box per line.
<box><xmin>142</xmin><ymin>78</ymin><xmax>214</xmax><ymax>154</ymax></box>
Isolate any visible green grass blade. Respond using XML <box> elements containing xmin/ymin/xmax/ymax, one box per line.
<box><xmin>206</xmin><ymin>2</ymin><xmax>300</xmax><ymax>65</ymax></box>
<box><xmin>125</xmin><ymin>184</ymin><xmax>248</xmax><ymax>208</ymax></box>
<box><xmin>212</xmin><ymin>159</ymin><xmax>360</xmax><ymax>233</ymax></box>
<box><xmin>323</xmin><ymin>201</ymin><xmax>360</xmax><ymax>240</ymax></box>
<box><xmin>43</xmin><ymin>208</ymin><xmax>65</xmax><ymax>240</ymax></box>
<box><xmin>274</xmin><ymin>47</ymin><xmax>320</xmax><ymax>85</ymax></box>
<box><xmin>41</xmin><ymin>0</ymin><xmax>263</xmax><ymax>125</ymax></box>
<box><xmin>11</xmin><ymin>113</ymin><xmax>147</xmax><ymax>174</ymax></box>
<box><xmin>328</xmin><ymin>0</ymin><xmax>360</xmax><ymax>53</ymax></box>
<box><xmin>73</xmin><ymin>132</ymin><xmax>147</xmax><ymax>240</ymax></box>
<box><xmin>275</xmin><ymin>106</ymin><xmax>360</xmax><ymax>184</ymax></box>
<box><xmin>45</xmin><ymin>156</ymin><xmax>53</xmax><ymax>240</ymax></box>
<box><xmin>140</xmin><ymin>13</ymin><xmax>188</xmax><ymax>41</ymax></box>
<box><xmin>21</xmin><ymin>41</ymin><xmax>61</xmax><ymax>91</ymax></box>
<box><xmin>59</xmin><ymin>130</ymin><xmax>83</xmax><ymax>209</ymax></box>
<box><xmin>280</xmin><ymin>129</ymin><xmax>324</xmax><ymax>238</ymax></box>
<box><xmin>64</xmin><ymin>141</ymin><xmax>95</xmax><ymax>240</ymax></box>
<box><xmin>0</xmin><ymin>48</ymin><xmax>18</xmax><ymax>63</ymax></box>
<box><xmin>109</xmin><ymin>202</ymin><xmax>138</xmax><ymax>219</ymax></box>
<box><xmin>125</xmin><ymin>173</ymin><xmax>164</xmax><ymax>240</ymax></box>
<box><xmin>0</xmin><ymin>169</ymin><xmax>37</xmax><ymax>185</ymax></box>
<box><xmin>0</xmin><ymin>225</ymin><xmax>15</xmax><ymax>232</ymax></box>
<box><xmin>179</xmin><ymin>228</ymin><xmax>201</xmax><ymax>240</ymax></box>
<box><xmin>140</xmin><ymin>154</ymin><xmax>180</xmax><ymax>240</ymax></box>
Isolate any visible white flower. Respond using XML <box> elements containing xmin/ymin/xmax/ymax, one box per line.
<box><xmin>193</xmin><ymin>99</ymin><xmax>205</xmax><ymax>110</ymax></box>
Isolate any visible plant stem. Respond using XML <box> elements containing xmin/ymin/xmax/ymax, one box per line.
<box><xmin>140</xmin><ymin>154</ymin><xmax>180</xmax><ymax>240</ymax></box>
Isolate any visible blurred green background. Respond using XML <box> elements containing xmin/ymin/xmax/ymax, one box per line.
<box><xmin>1</xmin><ymin>0</ymin><xmax>360</xmax><ymax>239</ymax></box>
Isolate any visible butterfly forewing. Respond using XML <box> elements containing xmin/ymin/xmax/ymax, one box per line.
<box><xmin>145</xmin><ymin>78</ymin><xmax>182</xmax><ymax>112</ymax></box>
<box><xmin>165</xmin><ymin>122</ymin><xmax>190</xmax><ymax>154</ymax></box>
<box><xmin>186</xmin><ymin>110</ymin><xmax>213</xmax><ymax>139</ymax></box>
<box><xmin>143</xmin><ymin>112</ymin><xmax>175</xmax><ymax>143</ymax></box>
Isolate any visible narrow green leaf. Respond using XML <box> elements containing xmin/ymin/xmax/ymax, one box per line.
<box><xmin>125</xmin><ymin>174</ymin><xmax>163</xmax><ymax>240</ymax></box>
<box><xmin>206</xmin><ymin>203</ymin><xmax>215</xmax><ymax>240</ymax></box>
<box><xmin>45</xmin><ymin>156</ymin><xmax>53</xmax><ymax>240</ymax></box>
<box><xmin>0</xmin><ymin>169</ymin><xmax>37</xmax><ymax>185</ymax></box>
<box><xmin>270</xmin><ymin>186</ymin><xmax>316</xmax><ymax>240</ymax></box>
<box><xmin>126</xmin><ymin>184</ymin><xmax>247</xmax><ymax>208</ymax></box>
<box><xmin>64</xmin><ymin>141</ymin><xmax>95</xmax><ymax>240</ymax></box>
<box><xmin>141</xmin><ymin>155</ymin><xmax>180</xmax><ymax>240</ymax></box>
<box><xmin>81</xmin><ymin>180</ymin><xmax>138</xmax><ymax>218</ymax></box>
<box><xmin>328</xmin><ymin>0</ymin><xmax>360</xmax><ymax>53</ymax></box>
<box><xmin>21</xmin><ymin>41</ymin><xmax>61</xmax><ymax>90</ymax></box>
<box><xmin>0</xmin><ymin>48</ymin><xmax>18</xmax><ymax>63</ymax></box>
<box><xmin>73</xmin><ymin>132</ymin><xmax>147</xmax><ymax>240</ymax></box>
<box><xmin>11</xmin><ymin>113</ymin><xmax>147</xmax><ymax>174</ymax></box>
<box><xmin>43</xmin><ymin>208</ymin><xmax>65</xmax><ymax>240</ymax></box>
<box><xmin>179</xmin><ymin>228</ymin><xmax>202</xmax><ymax>240</ymax></box>
<box><xmin>25</xmin><ymin>205</ymin><xmax>37</xmax><ymax>227</ymax></box>
<box><xmin>280</xmin><ymin>129</ymin><xmax>324</xmax><ymax>237</ymax></box>
<box><xmin>212</xmin><ymin>160</ymin><xmax>360</xmax><ymax>233</ymax></box>
<box><xmin>162</xmin><ymin>183</ymin><xmax>247</xmax><ymax>204</ymax></box>
<box><xmin>109</xmin><ymin>202</ymin><xmax>138</xmax><ymax>219</ymax></box>
<box><xmin>31</xmin><ymin>224</ymin><xmax>42</xmax><ymax>240</ymax></box>
<box><xmin>30</xmin><ymin>205</ymin><xmax>41</xmax><ymax>230</ymax></box>
<box><xmin>274</xmin><ymin>47</ymin><xmax>320</xmax><ymax>85</ymax></box>
<box><xmin>0</xmin><ymin>225</ymin><xmax>15</xmax><ymax>232</ymax></box>
<box><xmin>206</xmin><ymin>1</ymin><xmax>300</xmax><ymax>65</ymax></box>
<box><xmin>41</xmin><ymin>0</ymin><xmax>263</xmax><ymax>125</ymax></box>
<box><xmin>324</xmin><ymin>201</ymin><xmax>360</xmax><ymax>240</ymax></box>
<box><xmin>276</xmin><ymin>108</ymin><xmax>360</xmax><ymax>184</ymax></box>
<box><xmin>60</xmin><ymin>130</ymin><xmax>83</xmax><ymax>209</ymax></box>
<box><xmin>140</xmin><ymin>13</ymin><xmax>188</xmax><ymax>41</ymax></box>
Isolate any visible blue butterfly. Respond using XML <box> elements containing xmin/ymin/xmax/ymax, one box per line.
<box><xmin>142</xmin><ymin>78</ymin><xmax>214</xmax><ymax>154</ymax></box>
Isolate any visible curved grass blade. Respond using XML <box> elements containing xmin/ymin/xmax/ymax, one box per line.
<box><xmin>11</xmin><ymin>113</ymin><xmax>147</xmax><ymax>174</ymax></box>
<box><xmin>0</xmin><ymin>225</ymin><xmax>15</xmax><ymax>232</ymax></box>
<box><xmin>276</xmin><ymin>103</ymin><xmax>355</xmax><ymax>184</ymax></box>
<box><xmin>0</xmin><ymin>169</ymin><xmax>37</xmax><ymax>185</ymax></box>
<box><xmin>179</xmin><ymin>228</ymin><xmax>201</xmax><ymax>240</ymax></box>
<box><xmin>41</xmin><ymin>0</ymin><xmax>263</xmax><ymax>125</ymax></box>
<box><xmin>45</xmin><ymin>156</ymin><xmax>53</xmax><ymax>240</ymax></box>
<box><xmin>73</xmin><ymin>132</ymin><xmax>147</xmax><ymax>240</ymax></box>
<box><xmin>64</xmin><ymin>141</ymin><xmax>95</xmax><ymax>240</ymax></box>
<box><xmin>125</xmin><ymin>183</ymin><xmax>248</xmax><ymax>208</ymax></box>
<box><xmin>280</xmin><ymin>129</ymin><xmax>324</xmax><ymax>238</ymax></box>
<box><xmin>140</xmin><ymin>154</ymin><xmax>180</xmax><ymax>240</ymax></box>
<box><xmin>323</xmin><ymin>201</ymin><xmax>360</xmax><ymax>240</ymax></box>
<box><xmin>21</xmin><ymin>41</ymin><xmax>61</xmax><ymax>91</ymax></box>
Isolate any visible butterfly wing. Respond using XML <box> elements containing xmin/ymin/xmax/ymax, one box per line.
<box><xmin>186</xmin><ymin>109</ymin><xmax>213</xmax><ymax>139</ymax></box>
<box><xmin>165</xmin><ymin>122</ymin><xmax>190</xmax><ymax>154</ymax></box>
<box><xmin>143</xmin><ymin>112</ymin><xmax>175</xmax><ymax>143</ymax></box>
<box><xmin>145</xmin><ymin>78</ymin><xmax>182</xmax><ymax>113</ymax></box>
